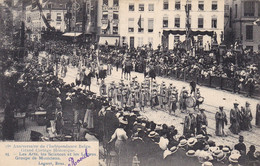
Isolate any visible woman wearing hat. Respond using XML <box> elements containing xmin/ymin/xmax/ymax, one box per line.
<box><xmin>108</xmin><ymin>119</ymin><xmax>128</xmax><ymax>165</ymax></box>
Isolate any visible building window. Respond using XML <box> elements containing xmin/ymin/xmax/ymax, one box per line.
<box><xmin>138</xmin><ymin>18</ymin><xmax>144</xmax><ymax>32</ymax></box>
<box><xmin>113</xmin><ymin>12</ymin><xmax>118</xmax><ymax>20</ymax></box>
<box><xmin>198</xmin><ymin>36</ymin><xmax>203</xmax><ymax>46</ymax></box>
<box><xmin>48</xmin><ymin>4</ymin><xmax>52</xmax><ymax>9</ymax></box>
<box><xmin>246</xmin><ymin>25</ymin><xmax>253</xmax><ymax>40</ymax></box>
<box><xmin>113</xmin><ymin>26</ymin><xmax>118</xmax><ymax>34</ymax></box>
<box><xmin>113</xmin><ymin>0</ymin><xmax>119</xmax><ymax>6</ymax></box>
<box><xmin>138</xmin><ymin>37</ymin><xmax>143</xmax><ymax>47</ymax></box>
<box><xmin>163</xmin><ymin>16</ymin><xmax>168</xmax><ymax>28</ymax></box>
<box><xmin>163</xmin><ymin>0</ymin><xmax>169</xmax><ymax>10</ymax></box>
<box><xmin>128</xmin><ymin>18</ymin><xmax>134</xmax><ymax>32</ymax></box>
<box><xmin>103</xmin><ymin>0</ymin><xmax>108</xmax><ymax>6</ymax></box>
<box><xmin>187</xmin><ymin>1</ymin><xmax>192</xmax><ymax>11</ymax></box>
<box><xmin>175</xmin><ymin>0</ymin><xmax>181</xmax><ymax>10</ymax></box>
<box><xmin>211</xmin><ymin>17</ymin><xmax>217</xmax><ymax>28</ymax></box>
<box><xmin>175</xmin><ymin>17</ymin><xmax>180</xmax><ymax>28</ymax></box>
<box><xmin>258</xmin><ymin>2</ymin><xmax>260</xmax><ymax>16</ymax></box>
<box><xmin>198</xmin><ymin>1</ymin><xmax>204</xmax><ymax>11</ymax></box>
<box><xmin>129</xmin><ymin>4</ymin><xmax>134</xmax><ymax>11</ymax></box>
<box><xmin>139</xmin><ymin>4</ymin><xmax>144</xmax><ymax>11</ymax></box>
<box><xmin>103</xmin><ymin>12</ymin><xmax>108</xmax><ymax>19</ymax></box>
<box><xmin>148</xmin><ymin>37</ymin><xmax>153</xmax><ymax>46</ymax></box>
<box><xmin>148</xmin><ymin>18</ymin><xmax>154</xmax><ymax>32</ymax></box>
<box><xmin>148</xmin><ymin>4</ymin><xmax>154</xmax><ymax>11</ymax></box>
<box><xmin>174</xmin><ymin>36</ymin><xmax>180</xmax><ymax>43</ymax></box>
<box><xmin>198</xmin><ymin>17</ymin><xmax>204</xmax><ymax>28</ymax></box>
<box><xmin>56</xmin><ymin>13</ymin><xmax>61</xmax><ymax>21</ymax></box>
<box><xmin>224</xmin><ymin>5</ymin><xmax>229</xmax><ymax>16</ymax></box>
<box><xmin>46</xmin><ymin>13</ymin><xmax>51</xmax><ymax>20</ymax></box>
<box><xmin>212</xmin><ymin>1</ymin><xmax>218</xmax><ymax>10</ymax></box>
<box><xmin>235</xmin><ymin>4</ymin><xmax>238</xmax><ymax>18</ymax></box>
<box><xmin>244</xmin><ymin>1</ymin><xmax>255</xmax><ymax>16</ymax></box>
<box><xmin>246</xmin><ymin>46</ymin><xmax>253</xmax><ymax>51</ymax></box>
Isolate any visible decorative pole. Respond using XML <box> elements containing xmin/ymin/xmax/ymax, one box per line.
<box><xmin>185</xmin><ymin>1</ymin><xmax>191</xmax><ymax>53</ymax></box>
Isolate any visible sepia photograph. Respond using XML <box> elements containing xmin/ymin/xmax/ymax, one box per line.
<box><xmin>0</xmin><ymin>0</ymin><xmax>260</xmax><ymax>165</ymax></box>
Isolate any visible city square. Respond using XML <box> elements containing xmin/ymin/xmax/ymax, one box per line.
<box><xmin>1</xmin><ymin>0</ymin><xmax>260</xmax><ymax>166</ymax></box>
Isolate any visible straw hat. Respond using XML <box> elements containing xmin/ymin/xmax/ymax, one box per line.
<box><xmin>222</xmin><ymin>147</ymin><xmax>230</xmax><ymax>154</ymax></box>
<box><xmin>229</xmin><ymin>153</ymin><xmax>240</xmax><ymax>163</ymax></box>
<box><xmin>178</xmin><ymin>139</ymin><xmax>187</xmax><ymax>147</ymax></box>
<box><xmin>170</xmin><ymin>146</ymin><xmax>178</xmax><ymax>154</ymax></box>
<box><xmin>212</xmin><ymin>149</ymin><xmax>222</xmax><ymax>157</ymax></box>
<box><xmin>148</xmin><ymin>131</ymin><xmax>159</xmax><ymax>138</ymax></box>
<box><xmin>119</xmin><ymin>117</ymin><xmax>128</xmax><ymax>125</ymax></box>
<box><xmin>216</xmin><ymin>151</ymin><xmax>226</xmax><ymax>162</ymax></box>
<box><xmin>201</xmin><ymin>161</ymin><xmax>213</xmax><ymax>166</ymax></box>
<box><xmin>196</xmin><ymin>134</ymin><xmax>205</xmax><ymax>139</ymax></box>
<box><xmin>186</xmin><ymin>150</ymin><xmax>196</xmax><ymax>157</ymax></box>
<box><xmin>231</xmin><ymin>150</ymin><xmax>240</xmax><ymax>155</ymax></box>
<box><xmin>187</xmin><ymin>138</ymin><xmax>197</xmax><ymax>146</ymax></box>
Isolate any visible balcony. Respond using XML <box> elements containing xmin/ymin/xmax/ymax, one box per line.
<box><xmin>102</xmin><ymin>5</ymin><xmax>119</xmax><ymax>11</ymax></box>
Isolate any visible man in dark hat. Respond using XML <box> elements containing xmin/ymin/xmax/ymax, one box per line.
<box><xmin>234</xmin><ymin>135</ymin><xmax>246</xmax><ymax>154</ymax></box>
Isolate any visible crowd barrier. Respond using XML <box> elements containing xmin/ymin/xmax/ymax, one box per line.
<box><xmin>99</xmin><ymin>56</ymin><xmax>260</xmax><ymax>98</ymax></box>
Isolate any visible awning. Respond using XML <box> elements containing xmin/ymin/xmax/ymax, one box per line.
<box><xmin>62</xmin><ymin>32</ymin><xmax>82</xmax><ymax>37</ymax></box>
<box><xmin>99</xmin><ymin>36</ymin><xmax>119</xmax><ymax>46</ymax></box>
<box><xmin>101</xmin><ymin>24</ymin><xmax>108</xmax><ymax>30</ymax></box>
<box><xmin>163</xmin><ymin>30</ymin><xmax>214</xmax><ymax>37</ymax></box>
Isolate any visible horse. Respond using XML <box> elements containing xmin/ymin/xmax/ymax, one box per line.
<box><xmin>82</xmin><ymin>71</ymin><xmax>95</xmax><ymax>91</ymax></box>
<box><xmin>122</xmin><ymin>60</ymin><xmax>132</xmax><ymax>80</ymax></box>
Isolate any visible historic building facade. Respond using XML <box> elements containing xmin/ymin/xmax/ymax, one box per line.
<box><xmin>116</xmin><ymin>0</ymin><xmax>225</xmax><ymax>49</ymax></box>
<box><xmin>25</xmin><ymin>0</ymin><xmax>68</xmax><ymax>41</ymax></box>
<box><xmin>229</xmin><ymin>0</ymin><xmax>260</xmax><ymax>52</ymax></box>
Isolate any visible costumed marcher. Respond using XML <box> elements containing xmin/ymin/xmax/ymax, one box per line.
<box><xmin>139</xmin><ymin>88</ymin><xmax>146</xmax><ymax>112</ymax></box>
<box><xmin>121</xmin><ymin>87</ymin><xmax>128</xmax><ymax>108</ymax></box>
<box><xmin>190</xmin><ymin>80</ymin><xmax>196</xmax><ymax>95</ymax></box>
<box><xmin>230</xmin><ymin>102</ymin><xmax>241</xmax><ymax>134</ymax></box>
<box><xmin>99</xmin><ymin>80</ymin><xmax>107</xmax><ymax>97</ymax></box>
<box><xmin>128</xmin><ymin>90</ymin><xmax>136</xmax><ymax>109</ymax></box>
<box><xmin>183</xmin><ymin>110</ymin><xmax>197</xmax><ymax>138</ymax></box>
<box><xmin>108</xmin><ymin>81</ymin><xmax>115</xmax><ymax>105</ymax></box>
<box><xmin>151</xmin><ymin>88</ymin><xmax>158</xmax><ymax>109</ymax></box>
<box><xmin>179</xmin><ymin>87</ymin><xmax>188</xmax><ymax>113</ymax></box>
<box><xmin>215</xmin><ymin>106</ymin><xmax>227</xmax><ymax>136</ymax></box>
<box><xmin>168</xmin><ymin>93</ymin><xmax>177</xmax><ymax>115</ymax></box>
<box><xmin>244</xmin><ymin>101</ymin><xmax>253</xmax><ymax>131</ymax></box>
<box><xmin>196</xmin><ymin>109</ymin><xmax>208</xmax><ymax>135</ymax></box>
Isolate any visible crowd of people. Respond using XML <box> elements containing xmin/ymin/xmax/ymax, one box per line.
<box><xmin>1</xmin><ymin>38</ymin><xmax>260</xmax><ymax>166</ymax></box>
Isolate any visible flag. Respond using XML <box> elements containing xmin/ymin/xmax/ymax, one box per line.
<box><xmin>138</xmin><ymin>15</ymin><xmax>141</xmax><ymax>28</ymax></box>
<box><xmin>253</xmin><ymin>18</ymin><xmax>260</xmax><ymax>26</ymax></box>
